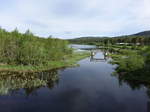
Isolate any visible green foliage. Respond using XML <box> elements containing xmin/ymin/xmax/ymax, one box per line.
<box><xmin>0</xmin><ymin>28</ymin><xmax>72</xmax><ymax>66</ymax></box>
<box><xmin>111</xmin><ymin>50</ymin><xmax>145</xmax><ymax>72</ymax></box>
<box><xmin>141</xmin><ymin>46</ymin><xmax>150</xmax><ymax>63</ymax></box>
<box><xmin>68</xmin><ymin>34</ymin><xmax>150</xmax><ymax>46</ymax></box>
<box><xmin>111</xmin><ymin>48</ymin><xmax>150</xmax><ymax>85</ymax></box>
<box><xmin>118</xmin><ymin>54</ymin><xmax>144</xmax><ymax>72</ymax></box>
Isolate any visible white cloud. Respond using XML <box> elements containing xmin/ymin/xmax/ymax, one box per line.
<box><xmin>0</xmin><ymin>0</ymin><xmax>150</xmax><ymax>38</ymax></box>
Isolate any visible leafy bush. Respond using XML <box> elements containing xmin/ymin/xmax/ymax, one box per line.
<box><xmin>115</xmin><ymin>51</ymin><xmax>145</xmax><ymax>72</ymax></box>
<box><xmin>0</xmin><ymin>28</ymin><xmax>72</xmax><ymax>66</ymax></box>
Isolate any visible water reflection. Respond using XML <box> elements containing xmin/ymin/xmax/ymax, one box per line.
<box><xmin>0</xmin><ymin>69</ymin><xmax>59</xmax><ymax>96</ymax></box>
<box><xmin>95</xmin><ymin>47</ymin><xmax>150</xmax><ymax>112</ymax></box>
<box><xmin>114</xmin><ymin>71</ymin><xmax>150</xmax><ymax>112</ymax></box>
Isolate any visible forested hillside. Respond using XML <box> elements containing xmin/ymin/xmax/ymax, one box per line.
<box><xmin>68</xmin><ymin>31</ymin><xmax>150</xmax><ymax>45</ymax></box>
<box><xmin>134</xmin><ymin>30</ymin><xmax>150</xmax><ymax>36</ymax></box>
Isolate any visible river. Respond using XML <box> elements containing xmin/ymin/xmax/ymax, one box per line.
<box><xmin>0</xmin><ymin>45</ymin><xmax>149</xmax><ymax>112</ymax></box>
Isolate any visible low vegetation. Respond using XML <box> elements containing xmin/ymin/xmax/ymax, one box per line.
<box><xmin>0</xmin><ymin>28</ymin><xmax>90</xmax><ymax>72</ymax></box>
<box><xmin>110</xmin><ymin>46</ymin><xmax>150</xmax><ymax>84</ymax></box>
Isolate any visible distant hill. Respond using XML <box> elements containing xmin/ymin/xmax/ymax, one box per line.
<box><xmin>68</xmin><ymin>30</ymin><xmax>150</xmax><ymax>45</ymax></box>
<box><xmin>69</xmin><ymin>30</ymin><xmax>150</xmax><ymax>40</ymax></box>
<box><xmin>133</xmin><ymin>31</ymin><xmax>150</xmax><ymax>36</ymax></box>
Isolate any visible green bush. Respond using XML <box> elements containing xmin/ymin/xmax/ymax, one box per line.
<box><xmin>0</xmin><ymin>28</ymin><xmax>72</xmax><ymax>66</ymax></box>
<box><xmin>116</xmin><ymin>51</ymin><xmax>145</xmax><ymax>72</ymax></box>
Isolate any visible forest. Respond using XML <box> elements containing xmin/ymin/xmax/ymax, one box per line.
<box><xmin>68</xmin><ymin>31</ymin><xmax>150</xmax><ymax>46</ymax></box>
<box><xmin>0</xmin><ymin>28</ymin><xmax>74</xmax><ymax>70</ymax></box>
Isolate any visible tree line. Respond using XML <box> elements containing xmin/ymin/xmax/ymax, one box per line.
<box><xmin>68</xmin><ymin>35</ymin><xmax>150</xmax><ymax>46</ymax></box>
<box><xmin>0</xmin><ymin>28</ymin><xmax>72</xmax><ymax>66</ymax></box>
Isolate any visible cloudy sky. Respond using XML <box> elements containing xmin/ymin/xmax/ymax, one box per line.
<box><xmin>0</xmin><ymin>0</ymin><xmax>150</xmax><ymax>39</ymax></box>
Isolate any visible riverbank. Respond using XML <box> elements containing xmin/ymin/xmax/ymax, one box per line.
<box><xmin>0</xmin><ymin>52</ymin><xmax>90</xmax><ymax>72</ymax></box>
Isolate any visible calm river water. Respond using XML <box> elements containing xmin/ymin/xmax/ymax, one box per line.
<box><xmin>0</xmin><ymin>45</ymin><xmax>149</xmax><ymax>112</ymax></box>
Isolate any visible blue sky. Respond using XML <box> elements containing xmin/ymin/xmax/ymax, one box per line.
<box><xmin>0</xmin><ymin>0</ymin><xmax>150</xmax><ymax>39</ymax></box>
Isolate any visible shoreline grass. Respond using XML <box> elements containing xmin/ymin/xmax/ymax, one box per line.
<box><xmin>0</xmin><ymin>52</ymin><xmax>90</xmax><ymax>72</ymax></box>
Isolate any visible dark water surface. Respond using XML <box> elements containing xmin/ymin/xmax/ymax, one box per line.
<box><xmin>0</xmin><ymin>46</ymin><xmax>149</xmax><ymax>112</ymax></box>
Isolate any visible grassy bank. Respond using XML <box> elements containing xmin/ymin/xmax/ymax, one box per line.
<box><xmin>0</xmin><ymin>52</ymin><xmax>90</xmax><ymax>72</ymax></box>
